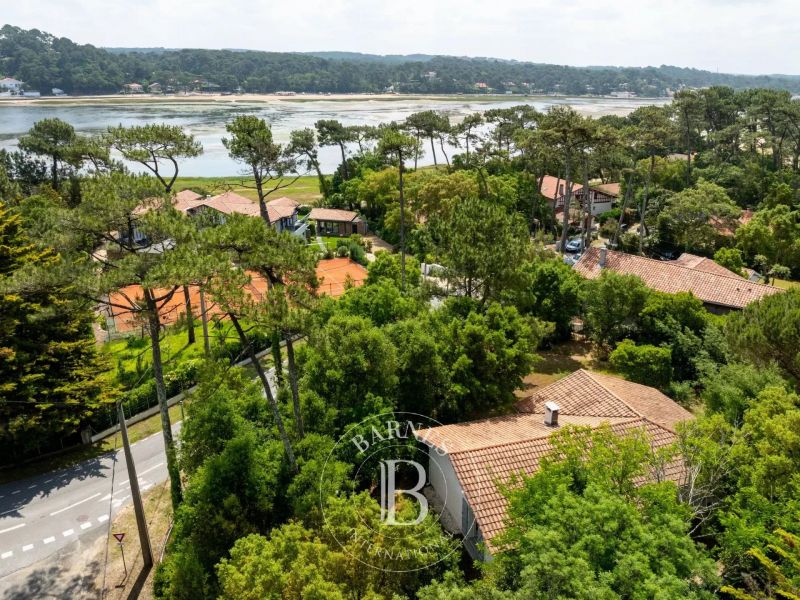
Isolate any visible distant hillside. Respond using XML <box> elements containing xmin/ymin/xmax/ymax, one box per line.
<box><xmin>2</xmin><ymin>24</ymin><xmax>800</xmax><ymax>97</ymax></box>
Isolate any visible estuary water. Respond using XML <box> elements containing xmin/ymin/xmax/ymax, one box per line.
<box><xmin>0</xmin><ymin>95</ymin><xmax>664</xmax><ymax>176</ymax></box>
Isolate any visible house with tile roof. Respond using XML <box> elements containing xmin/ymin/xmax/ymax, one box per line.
<box><xmin>309</xmin><ymin>207</ymin><xmax>367</xmax><ymax>236</ymax></box>
<box><xmin>170</xmin><ymin>191</ymin><xmax>302</xmax><ymax>233</ymax></box>
<box><xmin>574</xmin><ymin>247</ymin><xmax>781</xmax><ymax>312</ymax></box>
<box><xmin>414</xmin><ymin>369</ymin><xmax>692</xmax><ymax>560</ymax></box>
<box><xmin>539</xmin><ymin>175</ymin><xmax>618</xmax><ymax>217</ymax></box>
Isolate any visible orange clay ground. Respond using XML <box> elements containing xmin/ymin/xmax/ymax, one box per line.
<box><xmin>105</xmin><ymin>258</ymin><xmax>367</xmax><ymax>333</ymax></box>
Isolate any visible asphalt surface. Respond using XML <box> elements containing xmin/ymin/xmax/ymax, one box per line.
<box><xmin>0</xmin><ymin>422</ymin><xmax>179</xmax><ymax>582</ymax></box>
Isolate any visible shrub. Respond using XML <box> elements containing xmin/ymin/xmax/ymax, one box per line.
<box><xmin>609</xmin><ymin>339</ymin><xmax>673</xmax><ymax>389</ymax></box>
<box><xmin>597</xmin><ymin>208</ymin><xmax>621</xmax><ymax>225</ymax></box>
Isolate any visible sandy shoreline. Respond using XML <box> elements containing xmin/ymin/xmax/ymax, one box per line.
<box><xmin>0</xmin><ymin>91</ymin><xmax>661</xmax><ymax>107</ymax></box>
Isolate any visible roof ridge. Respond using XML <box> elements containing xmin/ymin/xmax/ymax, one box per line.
<box><xmin>446</xmin><ymin>415</ymin><xmax>646</xmax><ymax>456</ymax></box>
<box><xmin>595</xmin><ymin>248</ymin><xmax>778</xmax><ymax>290</ymax></box>
<box><xmin>583</xmin><ymin>370</ymin><xmax>645</xmax><ymax>420</ymax></box>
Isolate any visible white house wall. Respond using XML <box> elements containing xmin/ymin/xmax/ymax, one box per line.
<box><xmin>428</xmin><ymin>446</ymin><xmax>465</xmax><ymax>535</ymax></box>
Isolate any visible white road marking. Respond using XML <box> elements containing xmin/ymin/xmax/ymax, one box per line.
<box><xmin>22</xmin><ymin>544</ymin><xmax>33</xmax><ymax>552</ymax></box>
<box><xmin>43</xmin><ymin>536</ymin><xmax>55</xmax><ymax>544</ymax></box>
<box><xmin>97</xmin><ymin>515</ymin><xmax>109</xmax><ymax>523</ymax></box>
<box><xmin>49</xmin><ymin>492</ymin><xmax>102</xmax><ymax>516</ymax></box>
<box><xmin>10</xmin><ymin>490</ymin><xmax>19</xmax><ymax>495</ymax></box>
<box><xmin>138</xmin><ymin>462</ymin><xmax>164</xmax><ymax>476</ymax></box>
<box><xmin>1</xmin><ymin>551</ymin><xmax>12</xmax><ymax>559</ymax></box>
<box><xmin>142</xmin><ymin>483</ymin><xmax>153</xmax><ymax>491</ymax></box>
<box><xmin>62</xmin><ymin>529</ymin><xmax>74</xmax><ymax>537</ymax></box>
<box><xmin>0</xmin><ymin>523</ymin><xmax>26</xmax><ymax>535</ymax></box>
<box><xmin>80</xmin><ymin>522</ymin><xmax>92</xmax><ymax>530</ymax></box>
<box><xmin>44</xmin><ymin>479</ymin><xmax>53</xmax><ymax>483</ymax></box>
<box><xmin>98</xmin><ymin>494</ymin><xmax>111</xmax><ymax>502</ymax></box>
<box><xmin>27</xmin><ymin>485</ymin><xmax>36</xmax><ymax>489</ymax></box>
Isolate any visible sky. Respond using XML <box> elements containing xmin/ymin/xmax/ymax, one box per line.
<box><xmin>4</xmin><ymin>0</ymin><xmax>798</xmax><ymax>75</ymax></box>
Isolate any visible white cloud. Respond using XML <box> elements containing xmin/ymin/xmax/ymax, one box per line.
<box><xmin>3</xmin><ymin>0</ymin><xmax>798</xmax><ymax>74</ymax></box>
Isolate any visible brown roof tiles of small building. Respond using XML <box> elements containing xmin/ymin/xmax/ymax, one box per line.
<box><xmin>414</xmin><ymin>369</ymin><xmax>693</xmax><ymax>551</ymax></box>
<box><xmin>574</xmin><ymin>248</ymin><xmax>781</xmax><ymax>309</ymax></box>
<box><xmin>309</xmin><ymin>208</ymin><xmax>362</xmax><ymax>223</ymax></box>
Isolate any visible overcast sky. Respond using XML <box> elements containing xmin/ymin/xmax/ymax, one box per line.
<box><xmin>4</xmin><ymin>0</ymin><xmax>798</xmax><ymax>75</ymax></box>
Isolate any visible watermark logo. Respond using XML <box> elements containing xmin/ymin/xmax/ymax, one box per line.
<box><xmin>320</xmin><ymin>412</ymin><xmax>468</xmax><ymax>572</ymax></box>
<box><xmin>379</xmin><ymin>459</ymin><xmax>428</xmax><ymax>525</ymax></box>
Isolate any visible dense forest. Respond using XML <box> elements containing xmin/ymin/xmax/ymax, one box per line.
<box><xmin>3</xmin><ymin>24</ymin><xmax>800</xmax><ymax>96</ymax></box>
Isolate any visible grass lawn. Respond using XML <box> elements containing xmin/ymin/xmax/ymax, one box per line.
<box><xmin>772</xmin><ymin>278</ymin><xmax>800</xmax><ymax>290</ymax></box>
<box><xmin>173</xmin><ymin>175</ymin><xmax>323</xmax><ymax>205</ymax></box>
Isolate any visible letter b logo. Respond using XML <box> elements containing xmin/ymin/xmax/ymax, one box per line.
<box><xmin>379</xmin><ymin>459</ymin><xmax>428</xmax><ymax>525</ymax></box>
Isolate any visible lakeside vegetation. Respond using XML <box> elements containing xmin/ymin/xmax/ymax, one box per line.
<box><xmin>1</xmin><ymin>86</ymin><xmax>800</xmax><ymax>598</ymax></box>
<box><xmin>3</xmin><ymin>24</ymin><xmax>800</xmax><ymax>97</ymax></box>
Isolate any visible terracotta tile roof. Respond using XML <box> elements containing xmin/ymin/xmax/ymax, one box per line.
<box><xmin>309</xmin><ymin>208</ymin><xmax>362</xmax><ymax>223</ymax></box>
<box><xmin>574</xmin><ymin>248</ymin><xmax>781</xmax><ymax>309</ymax></box>
<box><xmin>673</xmin><ymin>253</ymin><xmax>743</xmax><ymax>278</ymax></box>
<box><xmin>516</xmin><ymin>369</ymin><xmax>692</xmax><ymax>432</ymax></box>
<box><xmin>415</xmin><ymin>370</ymin><xmax>692</xmax><ymax>551</ymax></box>
<box><xmin>539</xmin><ymin>175</ymin><xmax>582</xmax><ymax>201</ymax></box>
<box><xmin>173</xmin><ymin>189</ymin><xmax>205</xmax><ymax>212</ymax></box>
<box><xmin>593</xmin><ymin>182</ymin><xmax>621</xmax><ymax>197</ymax></box>
<box><xmin>266</xmin><ymin>197</ymin><xmax>298</xmax><ymax>222</ymax></box>
<box><xmin>200</xmin><ymin>191</ymin><xmax>261</xmax><ymax>217</ymax></box>
<box><xmin>267</xmin><ymin>196</ymin><xmax>299</xmax><ymax>208</ymax></box>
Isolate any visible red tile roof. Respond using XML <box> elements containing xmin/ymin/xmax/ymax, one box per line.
<box><xmin>415</xmin><ymin>369</ymin><xmax>692</xmax><ymax>551</ymax></box>
<box><xmin>673</xmin><ymin>253</ymin><xmax>743</xmax><ymax>278</ymax></box>
<box><xmin>539</xmin><ymin>175</ymin><xmax>582</xmax><ymax>201</ymax></box>
<box><xmin>574</xmin><ymin>248</ymin><xmax>781</xmax><ymax>309</ymax></box>
<box><xmin>593</xmin><ymin>182</ymin><xmax>621</xmax><ymax>197</ymax></box>
<box><xmin>309</xmin><ymin>208</ymin><xmax>362</xmax><ymax>223</ymax></box>
<box><xmin>266</xmin><ymin>197</ymin><xmax>298</xmax><ymax>222</ymax></box>
<box><xmin>199</xmin><ymin>191</ymin><xmax>261</xmax><ymax>218</ymax></box>
<box><xmin>173</xmin><ymin>189</ymin><xmax>205</xmax><ymax>212</ymax></box>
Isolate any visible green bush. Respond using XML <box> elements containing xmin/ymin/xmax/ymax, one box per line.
<box><xmin>609</xmin><ymin>339</ymin><xmax>673</xmax><ymax>389</ymax></box>
<box><xmin>597</xmin><ymin>208</ymin><xmax>621</xmax><ymax>225</ymax></box>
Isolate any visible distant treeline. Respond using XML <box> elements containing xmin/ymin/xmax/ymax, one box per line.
<box><xmin>2</xmin><ymin>24</ymin><xmax>800</xmax><ymax>97</ymax></box>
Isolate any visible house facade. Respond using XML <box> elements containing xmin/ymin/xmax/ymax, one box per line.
<box><xmin>414</xmin><ymin>369</ymin><xmax>693</xmax><ymax>560</ymax></box>
<box><xmin>0</xmin><ymin>77</ymin><xmax>24</xmax><ymax>93</ymax></box>
<box><xmin>309</xmin><ymin>208</ymin><xmax>367</xmax><ymax>236</ymax></box>
<box><xmin>540</xmin><ymin>175</ymin><xmax>618</xmax><ymax>217</ymax></box>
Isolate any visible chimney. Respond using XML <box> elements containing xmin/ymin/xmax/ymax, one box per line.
<box><xmin>559</xmin><ymin>183</ymin><xmax>564</xmax><ymax>196</ymax></box>
<box><xmin>544</xmin><ymin>401</ymin><xmax>560</xmax><ymax>427</ymax></box>
<box><xmin>599</xmin><ymin>245</ymin><xmax>607</xmax><ymax>268</ymax></box>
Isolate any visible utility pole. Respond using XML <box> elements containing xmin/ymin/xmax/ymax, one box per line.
<box><xmin>117</xmin><ymin>402</ymin><xmax>153</xmax><ymax>568</ymax></box>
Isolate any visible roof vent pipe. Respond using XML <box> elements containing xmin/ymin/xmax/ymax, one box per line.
<box><xmin>544</xmin><ymin>401</ymin><xmax>560</xmax><ymax>427</ymax></box>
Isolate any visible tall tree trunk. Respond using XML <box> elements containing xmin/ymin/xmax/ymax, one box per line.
<box><xmin>430</xmin><ymin>136</ymin><xmax>438</xmax><ymax>166</ymax></box>
<box><xmin>558</xmin><ymin>155</ymin><xmax>573</xmax><ymax>254</ymax></box>
<box><xmin>414</xmin><ymin>133</ymin><xmax>420</xmax><ymax>170</ymax></box>
<box><xmin>685</xmin><ymin>128</ymin><xmax>693</xmax><ymax>186</ymax></box>
<box><xmin>639</xmin><ymin>154</ymin><xmax>655</xmax><ymax>253</ymax></box>
<box><xmin>144</xmin><ymin>289</ymin><xmax>182</xmax><ymax>509</ymax></box>
<box><xmin>465</xmin><ymin>131</ymin><xmax>470</xmax><ymax>165</ymax></box>
<box><xmin>199</xmin><ymin>287</ymin><xmax>210</xmax><ymax>355</ymax></box>
<box><xmin>339</xmin><ymin>144</ymin><xmax>349</xmax><ymax>180</ymax></box>
<box><xmin>183</xmin><ymin>285</ymin><xmax>195</xmax><ymax>345</ymax></box>
<box><xmin>253</xmin><ymin>166</ymin><xmax>269</xmax><ymax>224</ymax></box>
<box><xmin>285</xmin><ymin>334</ymin><xmax>304</xmax><ymax>438</ymax></box>
<box><xmin>439</xmin><ymin>136</ymin><xmax>450</xmax><ymax>168</ymax></box>
<box><xmin>582</xmin><ymin>157</ymin><xmax>593</xmax><ymax>252</ymax></box>
<box><xmin>229</xmin><ymin>314</ymin><xmax>297</xmax><ymax>472</ymax></box>
<box><xmin>399</xmin><ymin>156</ymin><xmax>407</xmax><ymax>291</ymax></box>
<box><xmin>613</xmin><ymin>171</ymin><xmax>634</xmax><ymax>249</ymax></box>
<box><xmin>271</xmin><ymin>330</ymin><xmax>283</xmax><ymax>388</ymax></box>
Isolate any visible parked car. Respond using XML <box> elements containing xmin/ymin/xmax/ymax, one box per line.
<box><xmin>565</xmin><ymin>237</ymin><xmax>584</xmax><ymax>253</ymax></box>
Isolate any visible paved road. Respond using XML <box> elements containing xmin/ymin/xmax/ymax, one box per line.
<box><xmin>0</xmin><ymin>423</ymin><xmax>179</xmax><ymax>581</ymax></box>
